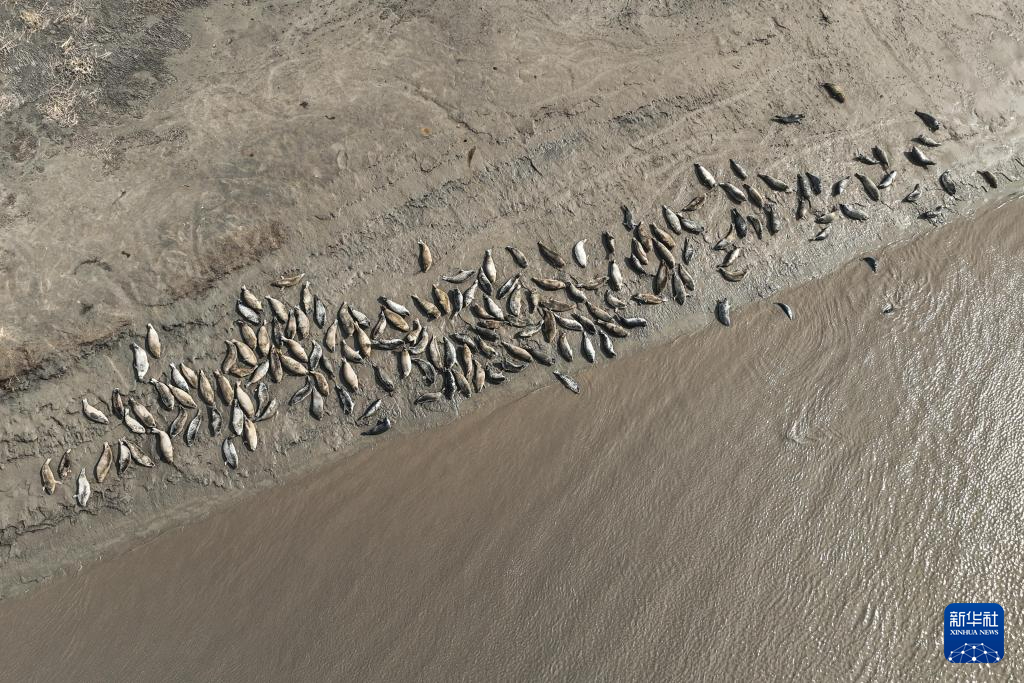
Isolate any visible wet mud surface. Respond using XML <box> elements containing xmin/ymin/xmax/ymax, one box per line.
<box><xmin>0</xmin><ymin>0</ymin><xmax>1023</xmax><ymax>598</ymax></box>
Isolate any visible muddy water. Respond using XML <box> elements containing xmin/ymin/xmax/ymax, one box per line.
<box><xmin>2</xmin><ymin>196</ymin><xmax>1022</xmax><ymax>681</ymax></box>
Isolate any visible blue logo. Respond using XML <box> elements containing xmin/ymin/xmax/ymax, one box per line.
<box><xmin>945</xmin><ymin>603</ymin><xmax>1004</xmax><ymax>664</ymax></box>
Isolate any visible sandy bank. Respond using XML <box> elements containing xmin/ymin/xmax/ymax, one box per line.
<box><xmin>0</xmin><ymin>0</ymin><xmax>1022</xmax><ymax>597</ymax></box>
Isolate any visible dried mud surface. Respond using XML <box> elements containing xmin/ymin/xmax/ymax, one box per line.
<box><xmin>0</xmin><ymin>0</ymin><xmax>1023</xmax><ymax>597</ymax></box>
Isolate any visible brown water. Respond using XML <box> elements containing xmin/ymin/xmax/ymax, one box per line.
<box><xmin>2</xmin><ymin>196</ymin><xmax>1022</xmax><ymax>681</ymax></box>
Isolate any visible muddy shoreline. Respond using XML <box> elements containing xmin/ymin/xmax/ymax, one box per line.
<box><xmin>2</xmin><ymin>178</ymin><xmax>1021</xmax><ymax>601</ymax></box>
<box><xmin>1</xmin><ymin>0</ymin><xmax>1023</xmax><ymax>599</ymax></box>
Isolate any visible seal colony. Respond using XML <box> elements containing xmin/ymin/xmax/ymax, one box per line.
<box><xmin>48</xmin><ymin>86</ymin><xmax>1007</xmax><ymax>505</ymax></box>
